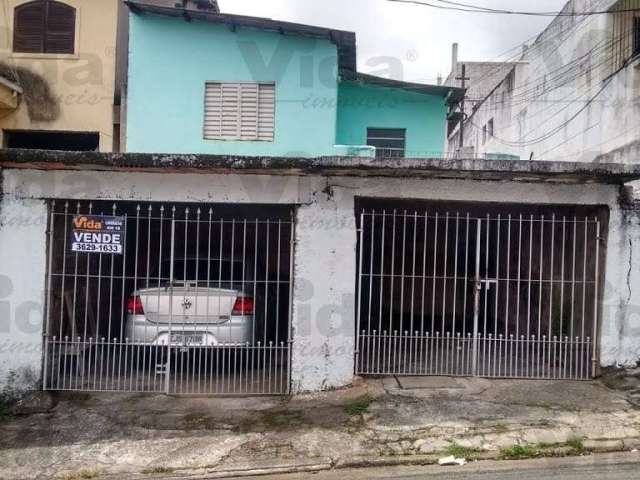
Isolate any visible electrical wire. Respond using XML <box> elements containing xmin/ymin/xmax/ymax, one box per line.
<box><xmin>467</xmin><ymin>21</ymin><xmax>636</xmax><ymax>141</ymax></box>
<box><xmin>468</xmin><ymin>76</ymin><xmax>614</xmax><ymax>147</ymax></box>
<box><xmin>451</xmin><ymin>12</ymin><xmax>634</xmax><ymax>148</ymax></box>
<box><xmin>448</xmin><ymin>0</ymin><xmax>607</xmax><ymax>106</ymax></box>
<box><xmin>386</xmin><ymin>0</ymin><xmax>640</xmax><ymax>16</ymax></box>
<box><xmin>464</xmin><ymin>3</ymin><xmax>626</xmax><ymax>108</ymax></box>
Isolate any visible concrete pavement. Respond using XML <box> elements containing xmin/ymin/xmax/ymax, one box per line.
<box><xmin>2</xmin><ymin>377</ymin><xmax>640</xmax><ymax>479</ymax></box>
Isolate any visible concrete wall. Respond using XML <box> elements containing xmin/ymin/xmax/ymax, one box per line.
<box><xmin>336</xmin><ymin>81</ymin><xmax>449</xmax><ymax>157</ymax></box>
<box><xmin>126</xmin><ymin>14</ymin><xmax>340</xmax><ymax>156</ymax></box>
<box><xmin>0</xmin><ymin>0</ymin><xmax>120</xmax><ymax>152</ymax></box>
<box><xmin>2</xmin><ymin>167</ymin><xmax>639</xmax><ymax>394</ymax></box>
<box><xmin>606</xmin><ymin>203</ymin><xmax>640</xmax><ymax>366</ymax></box>
<box><xmin>446</xmin><ymin>0</ymin><xmax>640</xmax><ymax>164</ymax></box>
<box><xmin>0</xmin><ymin>184</ymin><xmax>47</xmax><ymax>397</ymax></box>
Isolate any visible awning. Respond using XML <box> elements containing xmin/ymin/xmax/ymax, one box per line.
<box><xmin>0</xmin><ymin>75</ymin><xmax>23</xmax><ymax>110</ymax></box>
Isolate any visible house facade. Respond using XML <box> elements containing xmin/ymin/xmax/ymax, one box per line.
<box><xmin>4</xmin><ymin>0</ymin><xmax>640</xmax><ymax>400</ymax></box>
<box><xmin>0</xmin><ymin>0</ymin><xmax>123</xmax><ymax>152</ymax></box>
<box><xmin>125</xmin><ymin>2</ymin><xmax>457</xmax><ymax>157</ymax></box>
<box><xmin>445</xmin><ymin>0</ymin><xmax>640</xmax><ymax>164</ymax></box>
<box><xmin>3</xmin><ymin>152</ymin><xmax>640</xmax><ymax>398</ymax></box>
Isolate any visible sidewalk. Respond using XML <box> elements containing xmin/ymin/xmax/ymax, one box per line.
<box><xmin>1</xmin><ymin>376</ymin><xmax>640</xmax><ymax>479</ymax></box>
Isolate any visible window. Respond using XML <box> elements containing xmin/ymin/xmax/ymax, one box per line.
<box><xmin>505</xmin><ymin>69</ymin><xmax>515</xmax><ymax>93</ymax></box>
<box><xmin>487</xmin><ymin>118</ymin><xmax>494</xmax><ymax>137</ymax></box>
<box><xmin>204</xmin><ymin>82</ymin><xmax>275</xmax><ymax>141</ymax></box>
<box><xmin>4</xmin><ymin>130</ymin><xmax>99</xmax><ymax>151</ymax></box>
<box><xmin>610</xmin><ymin>1</ymin><xmax>640</xmax><ymax>72</ymax></box>
<box><xmin>367</xmin><ymin>128</ymin><xmax>406</xmax><ymax>158</ymax></box>
<box><xmin>13</xmin><ymin>0</ymin><xmax>75</xmax><ymax>54</ymax></box>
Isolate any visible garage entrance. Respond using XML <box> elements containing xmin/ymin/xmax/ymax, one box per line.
<box><xmin>355</xmin><ymin>199</ymin><xmax>607</xmax><ymax>381</ymax></box>
<box><xmin>43</xmin><ymin>200</ymin><xmax>294</xmax><ymax>395</ymax></box>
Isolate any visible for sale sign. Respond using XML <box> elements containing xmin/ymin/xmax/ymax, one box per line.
<box><xmin>70</xmin><ymin>215</ymin><xmax>126</xmax><ymax>254</ymax></box>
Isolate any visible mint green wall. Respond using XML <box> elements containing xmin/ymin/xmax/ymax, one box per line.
<box><xmin>127</xmin><ymin>14</ymin><xmax>340</xmax><ymax>156</ymax></box>
<box><xmin>336</xmin><ymin>81</ymin><xmax>448</xmax><ymax>157</ymax></box>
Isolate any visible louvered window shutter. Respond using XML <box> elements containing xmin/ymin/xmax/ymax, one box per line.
<box><xmin>13</xmin><ymin>1</ymin><xmax>75</xmax><ymax>54</ymax></box>
<box><xmin>13</xmin><ymin>1</ymin><xmax>46</xmax><ymax>53</ymax></box>
<box><xmin>45</xmin><ymin>1</ymin><xmax>75</xmax><ymax>54</ymax></box>
<box><xmin>204</xmin><ymin>82</ymin><xmax>275</xmax><ymax>141</ymax></box>
<box><xmin>257</xmin><ymin>83</ymin><xmax>275</xmax><ymax>141</ymax></box>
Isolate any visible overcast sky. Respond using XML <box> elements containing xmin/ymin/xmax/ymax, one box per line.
<box><xmin>219</xmin><ymin>0</ymin><xmax>567</xmax><ymax>84</ymax></box>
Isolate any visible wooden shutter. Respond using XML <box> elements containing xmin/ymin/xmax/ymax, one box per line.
<box><xmin>204</xmin><ymin>83</ymin><xmax>224</xmax><ymax>139</ymax></box>
<box><xmin>257</xmin><ymin>83</ymin><xmax>275</xmax><ymax>141</ymax></box>
<box><xmin>13</xmin><ymin>1</ymin><xmax>75</xmax><ymax>54</ymax></box>
<box><xmin>204</xmin><ymin>82</ymin><xmax>275</xmax><ymax>141</ymax></box>
<box><xmin>13</xmin><ymin>1</ymin><xmax>46</xmax><ymax>53</ymax></box>
<box><xmin>239</xmin><ymin>83</ymin><xmax>258</xmax><ymax>140</ymax></box>
<box><xmin>220</xmin><ymin>83</ymin><xmax>240</xmax><ymax>139</ymax></box>
<box><xmin>45</xmin><ymin>1</ymin><xmax>75</xmax><ymax>54</ymax></box>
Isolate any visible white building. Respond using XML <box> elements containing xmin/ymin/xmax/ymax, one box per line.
<box><xmin>446</xmin><ymin>0</ymin><xmax>640</xmax><ymax>164</ymax></box>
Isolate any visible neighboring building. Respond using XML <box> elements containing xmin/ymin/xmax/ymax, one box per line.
<box><xmin>444</xmin><ymin>43</ymin><xmax>517</xmax><ymax>118</ymax></box>
<box><xmin>125</xmin><ymin>1</ymin><xmax>460</xmax><ymax>157</ymax></box>
<box><xmin>445</xmin><ymin>0</ymin><xmax>640</xmax><ymax>163</ymax></box>
<box><xmin>0</xmin><ymin>0</ymin><xmax>122</xmax><ymax>151</ymax></box>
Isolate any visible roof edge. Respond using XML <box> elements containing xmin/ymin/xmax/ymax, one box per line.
<box><xmin>1</xmin><ymin>149</ymin><xmax>638</xmax><ymax>185</ymax></box>
<box><xmin>342</xmin><ymin>72</ymin><xmax>465</xmax><ymax>100</ymax></box>
<box><xmin>125</xmin><ymin>0</ymin><xmax>358</xmax><ymax>71</ymax></box>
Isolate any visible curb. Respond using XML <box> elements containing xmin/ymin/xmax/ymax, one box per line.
<box><xmin>107</xmin><ymin>442</ymin><xmax>640</xmax><ymax>480</ymax></box>
<box><xmin>111</xmin><ymin>462</ymin><xmax>333</xmax><ymax>480</ymax></box>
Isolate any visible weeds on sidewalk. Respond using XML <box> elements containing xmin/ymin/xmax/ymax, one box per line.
<box><xmin>501</xmin><ymin>438</ymin><xmax>585</xmax><ymax>460</ymax></box>
<box><xmin>501</xmin><ymin>444</ymin><xmax>539</xmax><ymax>460</ymax></box>
<box><xmin>344</xmin><ymin>395</ymin><xmax>373</xmax><ymax>416</ymax></box>
<box><xmin>446</xmin><ymin>442</ymin><xmax>483</xmax><ymax>460</ymax></box>
<box><xmin>0</xmin><ymin>399</ymin><xmax>11</xmax><ymax>419</ymax></box>
<box><xmin>566</xmin><ymin>438</ymin><xmax>585</xmax><ymax>454</ymax></box>
<box><xmin>61</xmin><ymin>469</ymin><xmax>98</xmax><ymax>480</ymax></box>
<box><xmin>141</xmin><ymin>466</ymin><xmax>176</xmax><ymax>475</ymax></box>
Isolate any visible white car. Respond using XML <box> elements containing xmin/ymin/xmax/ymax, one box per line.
<box><xmin>124</xmin><ymin>258</ymin><xmax>255</xmax><ymax>347</ymax></box>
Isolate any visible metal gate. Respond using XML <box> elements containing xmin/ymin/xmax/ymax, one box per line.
<box><xmin>43</xmin><ymin>200</ymin><xmax>294</xmax><ymax>395</ymax></box>
<box><xmin>355</xmin><ymin>207</ymin><xmax>603</xmax><ymax>380</ymax></box>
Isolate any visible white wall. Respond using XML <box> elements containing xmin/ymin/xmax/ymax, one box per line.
<box><xmin>1</xmin><ymin>168</ymin><xmax>639</xmax><ymax>394</ymax></box>
<box><xmin>447</xmin><ymin>0</ymin><xmax>640</xmax><ymax>164</ymax></box>
<box><xmin>0</xmin><ymin>191</ymin><xmax>47</xmax><ymax>397</ymax></box>
<box><xmin>602</xmin><ymin>205</ymin><xmax>640</xmax><ymax>366</ymax></box>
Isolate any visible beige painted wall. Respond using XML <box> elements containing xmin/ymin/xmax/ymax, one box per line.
<box><xmin>0</xmin><ymin>0</ymin><xmax>120</xmax><ymax>151</ymax></box>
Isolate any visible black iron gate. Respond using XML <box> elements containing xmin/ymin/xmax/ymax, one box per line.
<box><xmin>43</xmin><ymin>200</ymin><xmax>294</xmax><ymax>395</ymax></box>
<box><xmin>355</xmin><ymin>204</ymin><xmax>605</xmax><ymax>380</ymax></box>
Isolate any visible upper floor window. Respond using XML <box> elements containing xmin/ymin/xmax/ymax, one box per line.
<box><xmin>13</xmin><ymin>0</ymin><xmax>76</xmax><ymax>54</ymax></box>
<box><xmin>610</xmin><ymin>1</ymin><xmax>640</xmax><ymax>72</ymax></box>
<box><xmin>204</xmin><ymin>82</ymin><xmax>275</xmax><ymax>141</ymax></box>
<box><xmin>367</xmin><ymin>128</ymin><xmax>406</xmax><ymax>158</ymax></box>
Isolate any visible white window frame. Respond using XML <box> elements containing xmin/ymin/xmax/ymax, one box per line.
<box><xmin>203</xmin><ymin>81</ymin><xmax>275</xmax><ymax>142</ymax></box>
